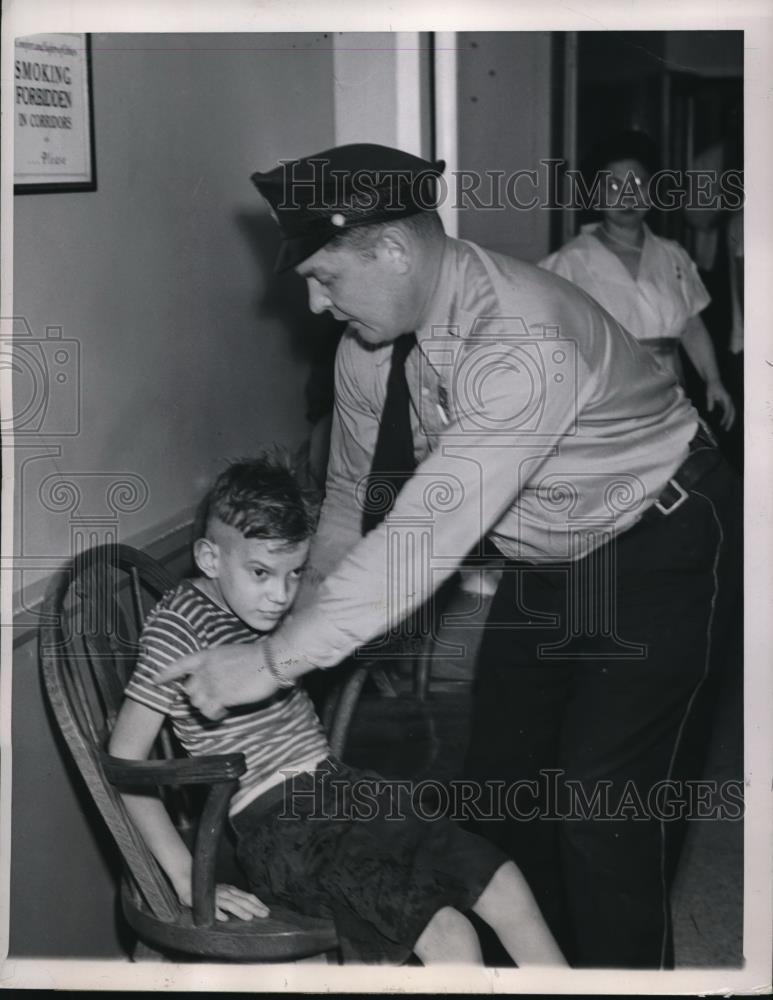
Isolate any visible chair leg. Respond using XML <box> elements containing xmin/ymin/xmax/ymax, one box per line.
<box><xmin>328</xmin><ymin>666</ymin><xmax>369</xmax><ymax>759</ymax></box>
<box><xmin>371</xmin><ymin>667</ymin><xmax>399</xmax><ymax>698</ymax></box>
<box><xmin>132</xmin><ymin>938</ymin><xmax>168</xmax><ymax>962</ymax></box>
<box><xmin>413</xmin><ymin>653</ymin><xmax>431</xmax><ymax>701</ymax></box>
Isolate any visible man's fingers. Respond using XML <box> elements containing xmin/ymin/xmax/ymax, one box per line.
<box><xmin>155</xmin><ymin>651</ymin><xmax>229</xmax><ymax>719</ymax></box>
<box><xmin>187</xmin><ymin>687</ymin><xmax>228</xmax><ymax>721</ymax></box>
<box><xmin>158</xmin><ymin>651</ymin><xmax>206</xmax><ymax>683</ymax></box>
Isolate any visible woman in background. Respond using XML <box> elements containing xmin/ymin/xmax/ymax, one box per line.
<box><xmin>540</xmin><ymin>129</ymin><xmax>735</xmax><ymax>431</ymax></box>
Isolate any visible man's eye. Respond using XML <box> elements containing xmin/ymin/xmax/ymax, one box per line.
<box><xmin>253</xmin><ymin>570</ymin><xmax>267</xmax><ymax>580</ymax></box>
<box><xmin>290</xmin><ymin>568</ymin><xmax>305</xmax><ymax>579</ymax></box>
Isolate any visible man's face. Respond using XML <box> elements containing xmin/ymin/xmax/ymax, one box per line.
<box><xmin>203</xmin><ymin>522</ymin><xmax>310</xmax><ymax>633</ymax></box>
<box><xmin>296</xmin><ymin>242</ymin><xmax>413</xmax><ymax>345</ymax></box>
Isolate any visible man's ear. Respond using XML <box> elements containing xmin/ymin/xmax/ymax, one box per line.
<box><xmin>379</xmin><ymin>226</ymin><xmax>411</xmax><ymax>274</ymax></box>
<box><xmin>194</xmin><ymin>537</ymin><xmax>219</xmax><ymax>579</ymax></box>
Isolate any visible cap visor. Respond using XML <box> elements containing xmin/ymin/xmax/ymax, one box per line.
<box><xmin>275</xmin><ymin>232</ymin><xmax>333</xmax><ymax>273</ymax></box>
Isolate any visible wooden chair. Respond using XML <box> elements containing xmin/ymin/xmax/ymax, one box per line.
<box><xmin>38</xmin><ymin>542</ymin><xmax>365</xmax><ymax>962</ymax></box>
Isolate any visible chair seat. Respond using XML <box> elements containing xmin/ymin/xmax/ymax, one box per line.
<box><xmin>122</xmin><ymin>881</ymin><xmax>338</xmax><ymax>961</ymax></box>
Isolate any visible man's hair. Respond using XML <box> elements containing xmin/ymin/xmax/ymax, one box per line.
<box><xmin>196</xmin><ymin>452</ymin><xmax>319</xmax><ymax>545</ymax></box>
<box><xmin>327</xmin><ymin>209</ymin><xmax>444</xmax><ymax>256</ymax></box>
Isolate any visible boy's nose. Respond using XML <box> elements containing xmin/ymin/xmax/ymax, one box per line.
<box><xmin>268</xmin><ymin>578</ymin><xmax>288</xmax><ymax>605</ymax></box>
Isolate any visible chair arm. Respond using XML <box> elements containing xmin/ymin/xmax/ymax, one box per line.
<box><xmin>100</xmin><ymin>751</ymin><xmax>246</xmax><ymax>788</ymax></box>
<box><xmin>102</xmin><ymin>750</ymin><xmax>246</xmax><ymax>929</ymax></box>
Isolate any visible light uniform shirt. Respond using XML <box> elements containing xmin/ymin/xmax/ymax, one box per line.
<box><xmin>284</xmin><ymin>236</ymin><xmax>698</xmax><ymax>671</ymax></box>
<box><xmin>539</xmin><ymin>223</ymin><xmax>710</xmax><ymax>349</ymax></box>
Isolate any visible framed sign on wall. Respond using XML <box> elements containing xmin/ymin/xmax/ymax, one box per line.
<box><xmin>14</xmin><ymin>33</ymin><xmax>96</xmax><ymax>193</ymax></box>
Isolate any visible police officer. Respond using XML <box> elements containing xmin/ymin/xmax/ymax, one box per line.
<box><xmin>163</xmin><ymin>143</ymin><xmax>740</xmax><ymax>968</ymax></box>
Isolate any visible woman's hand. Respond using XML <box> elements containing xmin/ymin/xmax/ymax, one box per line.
<box><xmin>706</xmin><ymin>380</ymin><xmax>736</xmax><ymax>431</ymax></box>
<box><xmin>176</xmin><ymin>881</ymin><xmax>270</xmax><ymax>921</ymax></box>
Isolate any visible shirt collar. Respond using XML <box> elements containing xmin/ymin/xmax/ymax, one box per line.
<box><xmin>416</xmin><ymin>237</ymin><xmax>465</xmax><ymax>352</ymax></box>
<box><xmin>580</xmin><ymin>220</ymin><xmax>653</xmax><ymax>245</ymax></box>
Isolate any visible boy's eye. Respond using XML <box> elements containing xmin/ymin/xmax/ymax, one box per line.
<box><xmin>290</xmin><ymin>568</ymin><xmax>305</xmax><ymax>579</ymax></box>
<box><xmin>253</xmin><ymin>569</ymin><xmax>267</xmax><ymax>580</ymax></box>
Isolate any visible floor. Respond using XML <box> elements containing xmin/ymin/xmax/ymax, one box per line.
<box><xmin>341</xmin><ymin>582</ymin><xmax>744</xmax><ymax>968</ymax></box>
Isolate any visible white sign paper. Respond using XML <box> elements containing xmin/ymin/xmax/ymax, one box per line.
<box><xmin>14</xmin><ymin>32</ymin><xmax>94</xmax><ymax>188</ymax></box>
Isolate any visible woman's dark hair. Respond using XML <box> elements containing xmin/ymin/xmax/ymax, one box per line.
<box><xmin>582</xmin><ymin>128</ymin><xmax>661</xmax><ymax>183</ymax></box>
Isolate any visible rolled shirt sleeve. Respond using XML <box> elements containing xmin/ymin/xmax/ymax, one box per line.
<box><xmin>279</xmin><ymin>324</ymin><xmax>597</xmax><ymax>669</ymax></box>
<box><xmin>295</xmin><ymin>330</ymin><xmax>382</xmax><ymax>611</ymax></box>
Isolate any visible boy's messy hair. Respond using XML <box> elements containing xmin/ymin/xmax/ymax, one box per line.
<box><xmin>195</xmin><ymin>450</ymin><xmax>319</xmax><ymax>545</ymax></box>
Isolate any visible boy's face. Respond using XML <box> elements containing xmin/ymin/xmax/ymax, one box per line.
<box><xmin>196</xmin><ymin>520</ymin><xmax>310</xmax><ymax>632</ymax></box>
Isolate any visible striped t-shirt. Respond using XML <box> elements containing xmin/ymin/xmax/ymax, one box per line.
<box><xmin>124</xmin><ymin>581</ymin><xmax>331</xmax><ymax>816</ymax></box>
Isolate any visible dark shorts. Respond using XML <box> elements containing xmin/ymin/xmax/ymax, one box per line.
<box><xmin>230</xmin><ymin>757</ymin><xmax>507</xmax><ymax>963</ymax></box>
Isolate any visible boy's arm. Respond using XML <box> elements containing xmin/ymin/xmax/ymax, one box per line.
<box><xmin>109</xmin><ymin>698</ymin><xmax>267</xmax><ymax>921</ymax></box>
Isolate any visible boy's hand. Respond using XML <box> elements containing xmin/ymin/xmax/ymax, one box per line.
<box><xmin>177</xmin><ymin>881</ymin><xmax>270</xmax><ymax>921</ymax></box>
<box><xmin>159</xmin><ymin>644</ymin><xmax>280</xmax><ymax>720</ymax></box>
<box><xmin>214</xmin><ymin>884</ymin><xmax>270</xmax><ymax>922</ymax></box>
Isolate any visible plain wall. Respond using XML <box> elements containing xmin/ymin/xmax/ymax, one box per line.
<box><xmin>455</xmin><ymin>32</ymin><xmax>554</xmax><ymax>262</ymax></box>
<box><xmin>12</xmin><ymin>32</ymin><xmax>337</xmax><ymax>606</ymax></box>
<box><xmin>10</xmin><ymin>30</ymin><xmax>338</xmax><ymax>958</ymax></box>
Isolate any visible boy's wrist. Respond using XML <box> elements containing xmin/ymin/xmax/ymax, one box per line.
<box><xmin>169</xmin><ymin>862</ymin><xmax>193</xmax><ymax>904</ymax></box>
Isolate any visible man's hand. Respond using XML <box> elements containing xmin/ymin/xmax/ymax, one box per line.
<box><xmin>158</xmin><ymin>644</ymin><xmax>279</xmax><ymax>720</ymax></box>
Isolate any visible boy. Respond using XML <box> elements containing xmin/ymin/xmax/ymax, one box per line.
<box><xmin>109</xmin><ymin>455</ymin><xmax>566</xmax><ymax>966</ymax></box>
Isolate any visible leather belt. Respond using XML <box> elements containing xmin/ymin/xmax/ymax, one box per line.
<box><xmin>642</xmin><ymin>423</ymin><xmax>722</xmax><ymax>522</ymax></box>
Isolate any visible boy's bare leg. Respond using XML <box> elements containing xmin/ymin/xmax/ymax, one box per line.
<box><xmin>472</xmin><ymin>862</ymin><xmax>568</xmax><ymax>966</ymax></box>
<box><xmin>413</xmin><ymin>906</ymin><xmax>483</xmax><ymax>964</ymax></box>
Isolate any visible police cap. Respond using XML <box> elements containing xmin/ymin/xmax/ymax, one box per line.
<box><xmin>251</xmin><ymin>143</ymin><xmax>446</xmax><ymax>272</ymax></box>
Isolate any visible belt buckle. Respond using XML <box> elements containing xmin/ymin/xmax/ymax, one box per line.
<box><xmin>654</xmin><ymin>477</ymin><xmax>689</xmax><ymax>516</ymax></box>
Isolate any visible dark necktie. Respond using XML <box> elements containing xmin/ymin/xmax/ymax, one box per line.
<box><xmin>361</xmin><ymin>332</ymin><xmax>417</xmax><ymax>534</ymax></box>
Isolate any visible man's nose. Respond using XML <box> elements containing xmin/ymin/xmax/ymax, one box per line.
<box><xmin>307</xmin><ymin>279</ymin><xmax>330</xmax><ymax>315</ymax></box>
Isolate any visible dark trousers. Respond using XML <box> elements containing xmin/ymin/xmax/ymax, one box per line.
<box><xmin>463</xmin><ymin>456</ymin><xmax>741</xmax><ymax>968</ymax></box>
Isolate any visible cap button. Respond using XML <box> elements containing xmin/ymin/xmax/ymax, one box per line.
<box><xmin>330</xmin><ymin>213</ymin><xmax>346</xmax><ymax>227</ymax></box>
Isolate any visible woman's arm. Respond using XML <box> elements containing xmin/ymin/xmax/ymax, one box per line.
<box><xmin>681</xmin><ymin>315</ymin><xmax>736</xmax><ymax>430</ymax></box>
<box><xmin>109</xmin><ymin>699</ymin><xmax>267</xmax><ymax>921</ymax></box>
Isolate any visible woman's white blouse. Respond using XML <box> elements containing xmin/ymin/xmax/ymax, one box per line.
<box><xmin>539</xmin><ymin>222</ymin><xmax>710</xmax><ymax>343</ymax></box>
